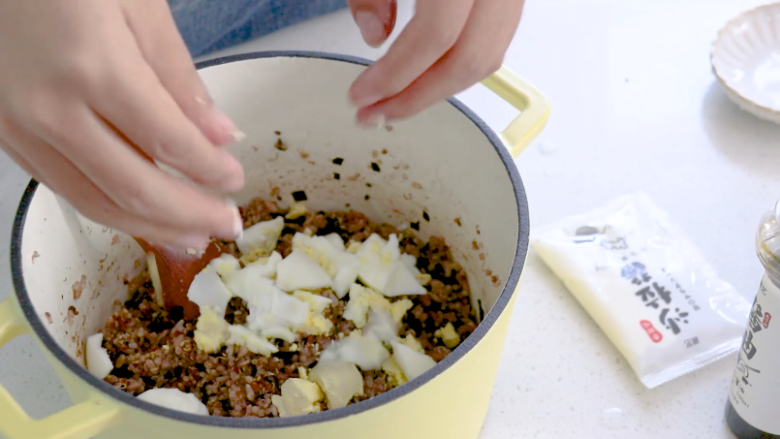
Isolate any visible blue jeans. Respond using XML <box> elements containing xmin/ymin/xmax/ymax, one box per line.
<box><xmin>170</xmin><ymin>0</ymin><xmax>349</xmax><ymax>57</ymax></box>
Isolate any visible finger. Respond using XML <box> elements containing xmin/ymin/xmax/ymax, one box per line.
<box><xmin>18</xmin><ymin>98</ymin><xmax>241</xmax><ymax>241</ymax></box>
<box><xmin>87</xmin><ymin>50</ymin><xmax>245</xmax><ymax>192</ymax></box>
<box><xmin>0</xmin><ymin>133</ymin><xmax>44</xmax><ymax>182</ymax></box>
<box><xmin>348</xmin><ymin>0</ymin><xmax>475</xmax><ymax>108</ymax></box>
<box><xmin>348</xmin><ymin>0</ymin><xmax>397</xmax><ymax>47</ymax></box>
<box><xmin>358</xmin><ymin>0</ymin><xmax>524</xmax><ymax>121</ymax></box>
<box><xmin>0</xmin><ymin>119</ymin><xmax>210</xmax><ymax>249</ymax></box>
<box><xmin>119</xmin><ymin>0</ymin><xmax>243</xmax><ymax>146</ymax></box>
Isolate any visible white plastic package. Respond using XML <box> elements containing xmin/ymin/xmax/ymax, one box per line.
<box><xmin>531</xmin><ymin>192</ymin><xmax>751</xmax><ymax>388</ymax></box>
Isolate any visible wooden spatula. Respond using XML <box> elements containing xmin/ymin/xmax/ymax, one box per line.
<box><xmin>134</xmin><ymin>238</ymin><xmax>232</xmax><ymax>321</ymax></box>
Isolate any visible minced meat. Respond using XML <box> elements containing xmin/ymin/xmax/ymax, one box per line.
<box><xmin>100</xmin><ymin>199</ymin><xmax>477</xmax><ymax>418</ymax></box>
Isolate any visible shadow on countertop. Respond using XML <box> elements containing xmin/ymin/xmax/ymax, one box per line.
<box><xmin>701</xmin><ymin>82</ymin><xmax>780</xmax><ymax>178</ymax></box>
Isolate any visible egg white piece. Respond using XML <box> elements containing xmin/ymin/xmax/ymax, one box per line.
<box><xmin>276</xmin><ymin>250</ymin><xmax>333</xmax><ymax>291</ymax></box>
<box><xmin>245</xmin><ymin>250</ymin><xmax>283</xmax><ymax>273</ymax></box>
<box><xmin>272</xmin><ymin>378</ymin><xmax>324</xmax><ymax>417</ymax></box>
<box><xmin>364</xmin><ymin>309</ymin><xmax>397</xmax><ymax>342</ymax></box>
<box><xmin>137</xmin><ymin>388</ymin><xmax>210</xmax><ymax>415</ymax></box>
<box><xmin>260</xmin><ymin>326</ymin><xmax>297</xmax><ymax>343</ymax></box>
<box><xmin>383</xmin><ymin>261</ymin><xmax>427</xmax><ymax>296</ymax></box>
<box><xmin>292</xmin><ymin>232</ymin><xmax>360</xmax><ymax>297</ymax></box>
<box><xmin>86</xmin><ymin>333</ymin><xmax>114</xmax><ymax>379</ymax></box>
<box><xmin>208</xmin><ymin>254</ymin><xmax>241</xmax><ymax>281</ymax></box>
<box><xmin>292</xmin><ymin>233</ymin><xmax>342</xmax><ymax>276</ymax></box>
<box><xmin>356</xmin><ymin>234</ymin><xmax>406</xmax><ymax>294</ymax></box>
<box><xmin>242</xmin><ymin>278</ymin><xmax>310</xmax><ymax>332</ymax></box>
<box><xmin>226</xmin><ymin>252</ymin><xmax>282</xmax><ymax>298</ymax></box>
<box><xmin>187</xmin><ymin>268</ymin><xmax>233</xmax><ymax>316</ymax></box>
<box><xmin>324</xmin><ymin>233</ymin><xmax>346</xmax><ymax>252</ymax></box>
<box><xmin>390</xmin><ymin>340</ymin><xmax>436</xmax><ymax>381</ymax></box>
<box><xmin>270</xmin><ymin>289</ymin><xmax>311</xmax><ymax>328</ymax></box>
<box><xmin>332</xmin><ymin>257</ymin><xmax>360</xmax><ymax>298</ymax></box>
<box><xmin>236</xmin><ymin>216</ymin><xmax>285</xmax><ymax>255</ymax></box>
<box><xmin>327</xmin><ymin>334</ymin><xmax>390</xmax><ymax>371</ymax></box>
<box><xmin>320</xmin><ymin>330</ymin><xmax>390</xmax><ymax>370</ymax></box>
<box><xmin>400</xmin><ymin>254</ymin><xmax>421</xmax><ymax>277</ymax></box>
<box><xmin>309</xmin><ymin>362</ymin><xmax>364</xmax><ymax>410</ymax></box>
<box><xmin>227</xmin><ymin>325</ymin><xmax>278</xmax><ymax>356</ymax></box>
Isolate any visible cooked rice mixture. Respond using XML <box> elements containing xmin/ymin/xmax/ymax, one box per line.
<box><xmin>100</xmin><ymin>198</ymin><xmax>477</xmax><ymax>417</ymax></box>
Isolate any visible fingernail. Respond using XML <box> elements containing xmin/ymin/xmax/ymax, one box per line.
<box><xmin>230</xmin><ymin>203</ymin><xmax>244</xmax><ymax>240</ymax></box>
<box><xmin>355</xmin><ymin>10</ymin><xmax>386</xmax><ymax>47</ymax></box>
<box><xmin>359</xmin><ymin>113</ymin><xmax>386</xmax><ymax>130</ymax></box>
<box><xmin>175</xmin><ymin>234</ymin><xmax>209</xmax><ymax>252</ymax></box>
<box><xmin>209</xmin><ymin>107</ymin><xmax>244</xmax><ymax>143</ymax></box>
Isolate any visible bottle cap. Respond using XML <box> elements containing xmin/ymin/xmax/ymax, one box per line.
<box><xmin>756</xmin><ymin>199</ymin><xmax>780</xmax><ymax>275</ymax></box>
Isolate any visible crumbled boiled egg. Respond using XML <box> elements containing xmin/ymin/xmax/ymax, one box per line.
<box><xmin>243</xmin><ymin>279</ymin><xmax>310</xmax><ymax>333</ymax></box>
<box><xmin>398</xmin><ymin>334</ymin><xmax>425</xmax><ymax>353</ymax></box>
<box><xmin>343</xmin><ymin>283</ymin><xmax>412</xmax><ymax>329</ymax></box>
<box><xmin>86</xmin><ymin>333</ymin><xmax>114</xmax><ymax>379</ymax></box>
<box><xmin>332</xmin><ymin>262</ymin><xmax>360</xmax><ymax>299</ymax></box>
<box><xmin>271</xmin><ymin>378</ymin><xmax>324</xmax><ymax>417</ymax></box>
<box><xmin>226</xmin><ymin>252</ymin><xmax>282</xmax><ymax>297</ymax></box>
<box><xmin>355</xmin><ymin>234</ymin><xmax>427</xmax><ymax>296</ymax></box>
<box><xmin>324</xmin><ymin>233</ymin><xmax>346</xmax><ymax>252</ymax></box>
<box><xmin>188</xmin><ymin>267</ymin><xmax>233</xmax><ymax>316</ymax></box>
<box><xmin>346</xmin><ymin>241</ymin><xmax>361</xmax><ymax>254</ymax></box>
<box><xmin>355</xmin><ymin>234</ymin><xmax>398</xmax><ymax>293</ymax></box>
<box><xmin>285</xmin><ymin>202</ymin><xmax>308</xmax><ymax>220</ymax></box>
<box><xmin>208</xmin><ymin>254</ymin><xmax>241</xmax><ymax>281</ymax></box>
<box><xmin>309</xmin><ymin>362</ymin><xmax>364</xmax><ymax>410</ymax></box>
<box><xmin>193</xmin><ymin>307</ymin><xmax>230</xmax><ymax>353</ymax></box>
<box><xmin>319</xmin><ymin>330</ymin><xmax>390</xmax><ymax>371</ymax></box>
<box><xmin>381</xmin><ymin>356</ymin><xmax>407</xmax><ymax>387</ymax></box>
<box><xmin>390</xmin><ymin>340</ymin><xmax>436</xmax><ymax>381</ymax></box>
<box><xmin>364</xmin><ymin>309</ymin><xmax>397</xmax><ymax>342</ymax></box>
<box><xmin>236</xmin><ymin>217</ymin><xmax>285</xmax><ymax>255</ymax></box>
<box><xmin>261</xmin><ymin>326</ymin><xmax>297</xmax><ymax>343</ymax></box>
<box><xmin>415</xmin><ymin>273</ymin><xmax>432</xmax><ymax>286</ymax></box>
<box><xmin>400</xmin><ymin>254</ymin><xmax>419</xmax><ymax>276</ymax></box>
<box><xmin>399</xmin><ymin>245</ymin><xmax>431</xmax><ymax>285</ymax></box>
<box><xmin>227</xmin><ymin>325</ymin><xmax>278</xmax><ymax>357</ymax></box>
<box><xmin>384</xmin><ymin>261</ymin><xmax>427</xmax><ymax>297</ymax></box>
<box><xmin>435</xmin><ymin>323</ymin><xmax>460</xmax><ymax>349</ymax></box>
<box><xmin>137</xmin><ymin>388</ymin><xmax>209</xmax><ymax>415</ymax></box>
<box><xmin>292</xmin><ymin>232</ymin><xmax>359</xmax><ymax>298</ymax></box>
<box><xmin>275</xmin><ymin>250</ymin><xmax>333</xmax><ymax>292</ymax></box>
<box><xmin>293</xmin><ymin>290</ymin><xmax>335</xmax><ymax>335</ymax></box>
<box><xmin>292</xmin><ymin>233</ymin><xmax>340</xmax><ymax>276</ymax></box>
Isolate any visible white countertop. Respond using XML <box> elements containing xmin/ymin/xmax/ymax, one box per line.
<box><xmin>1</xmin><ymin>0</ymin><xmax>779</xmax><ymax>437</ymax></box>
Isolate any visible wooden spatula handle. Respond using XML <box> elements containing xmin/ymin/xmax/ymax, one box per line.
<box><xmin>134</xmin><ymin>238</ymin><xmax>231</xmax><ymax>321</ymax></box>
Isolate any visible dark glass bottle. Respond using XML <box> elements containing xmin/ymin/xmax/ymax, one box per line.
<box><xmin>726</xmin><ymin>202</ymin><xmax>780</xmax><ymax>439</ymax></box>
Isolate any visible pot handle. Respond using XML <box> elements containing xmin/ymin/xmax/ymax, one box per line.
<box><xmin>481</xmin><ymin>66</ymin><xmax>551</xmax><ymax>158</ymax></box>
<box><xmin>0</xmin><ymin>297</ymin><xmax>123</xmax><ymax>439</ymax></box>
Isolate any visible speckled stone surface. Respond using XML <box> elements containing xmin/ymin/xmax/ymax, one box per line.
<box><xmin>2</xmin><ymin>0</ymin><xmax>779</xmax><ymax>437</ymax></box>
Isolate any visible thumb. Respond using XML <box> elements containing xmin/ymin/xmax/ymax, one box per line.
<box><xmin>349</xmin><ymin>0</ymin><xmax>397</xmax><ymax>48</ymax></box>
<box><xmin>120</xmin><ymin>0</ymin><xmax>242</xmax><ymax>147</ymax></box>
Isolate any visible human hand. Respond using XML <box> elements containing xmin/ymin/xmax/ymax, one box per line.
<box><xmin>347</xmin><ymin>0</ymin><xmax>526</xmax><ymax>125</ymax></box>
<box><xmin>0</xmin><ymin>0</ymin><xmax>245</xmax><ymax>250</ymax></box>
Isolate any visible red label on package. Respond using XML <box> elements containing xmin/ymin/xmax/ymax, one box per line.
<box><xmin>764</xmin><ymin>312</ymin><xmax>772</xmax><ymax>329</ymax></box>
<box><xmin>640</xmin><ymin>320</ymin><xmax>663</xmax><ymax>343</ymax></box>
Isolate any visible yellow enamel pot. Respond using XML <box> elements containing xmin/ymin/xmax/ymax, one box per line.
<box><xmin>0</xmin><ymin>52</ymin><xmax>549</xmax><ymax>439</ymax></box>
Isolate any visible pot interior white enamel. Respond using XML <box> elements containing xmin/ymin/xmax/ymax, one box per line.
<box><xmin>12</xmin><ymin>52</ymin><xmax>528</xmax><ymax>425</ymax></box>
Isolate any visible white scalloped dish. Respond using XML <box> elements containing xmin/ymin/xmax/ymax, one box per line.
<box><xmin>712</xmin><ymin>3</ymin><xmax>780</xmax><ymax>124</ymax></box>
